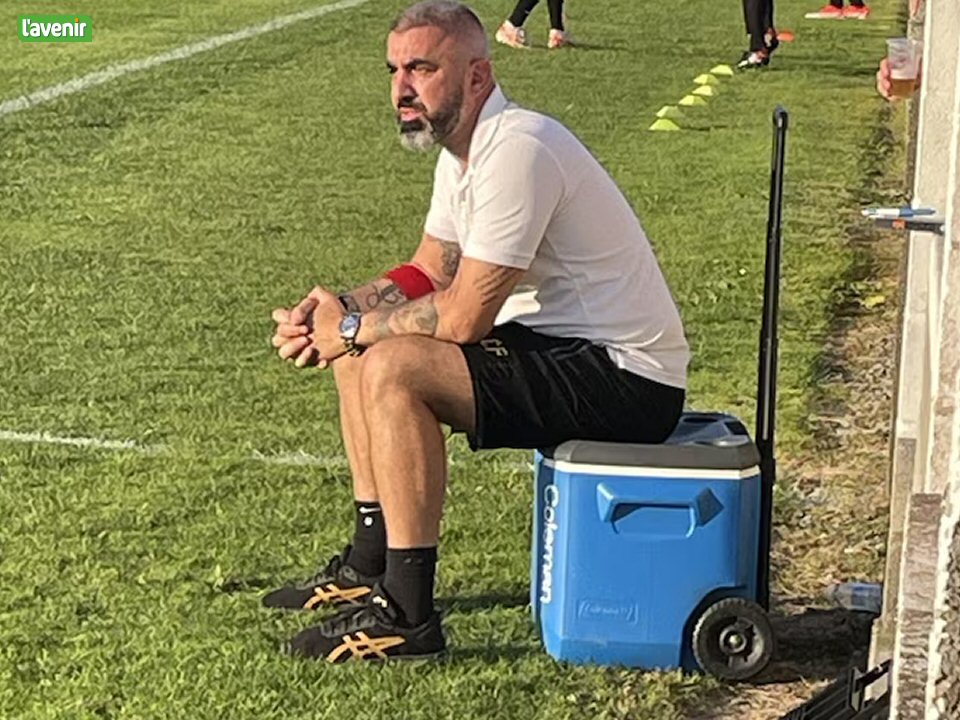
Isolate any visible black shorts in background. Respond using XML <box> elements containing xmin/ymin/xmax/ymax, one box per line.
<box><xmin>458</xmin><ymin>322</ymin><xmax>685</xmax><ymax>451</ymax></box>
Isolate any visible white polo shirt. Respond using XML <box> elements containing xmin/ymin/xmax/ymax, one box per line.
<box><xmin>424</xmin><ymin>86</ymin><xmax>689</xmax><ymax>389</ymax></box>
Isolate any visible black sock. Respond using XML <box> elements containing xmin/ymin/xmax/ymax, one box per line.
<box><xmin>346</xmin><ymin>501</ymin><xmax>386</xmax><ymax>577</ymax></box>
<box><xmin>547</xmin><ymin>0</ymin><xmax>564</xmax><ymax>31</ymax></box>
<box><xmin>508</xmin><ymin>0</ymin><xmax>540</xmax><ymax>28</ymax></box>
<box><xmin>382</xmin><ymin>547</ymin><xmax>437</xmax><ymax>627</ymax></box>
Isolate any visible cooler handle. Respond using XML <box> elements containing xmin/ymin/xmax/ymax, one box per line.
<box><xmin>596</xmin><ymin>481</ymin><xmax>723</xmax><ymax>527</ymax></box>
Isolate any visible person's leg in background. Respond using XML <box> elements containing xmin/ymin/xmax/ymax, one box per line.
<box><xmin>762</xmin><ymin>0</ymin><xmax>777</xmax><ymax>48</ymax></box>
<box><xmin>497</xmin><ymin>0</ymin><xmax>539</xmax><ymax>48</ymax></box>
<box><xmin>739</xmin><ymin>0</ymin><xmax>771</xmax><ymax>68</ymax></box>
<box><xmin>509</xmin><ymin>0</ymin><xmax>542</xmax><ymax>28</ymax></box>
<box><xmin>844</xmin><ymin>0</ymin><xmax>870</xmax><ymax>19</ymax></box>
<box><xmin>744</xmin><ymin>0</ymin><xmax>766</xmax><ymax>51</ymax></box>
<box><xmin>805</xmin><ymin>0</ymin><xmax>869</xmax><ymax>20</ymax></box>
<box><xmin>805</xmin><ymin>0</ymin><xmax>848</xmax><ymax>20</ymax></box>
<box><xmin>546</xmin><ymin>0</ymin><xmax>573</xmax><ymax>48</ymax></box>
<box><xmin>760</xmin><ymin>0</ymin><xmax>794</xmax><ymax>55</ymax></box>
<box><xmin>762</xmin><ymin>0</ymin><xmax>795</xmax><ymax>49</ymax></box>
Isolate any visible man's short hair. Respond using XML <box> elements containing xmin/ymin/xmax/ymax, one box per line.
<box><xmin>390</xmin><ymin>1</ymin><xmax>487</xmax><ymax>52</ymax></box>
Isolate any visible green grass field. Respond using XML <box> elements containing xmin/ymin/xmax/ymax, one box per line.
<box><xmin>0</xmin><ymin>0</ymin><xmax>903</xmax><ymax>717</ymax></box>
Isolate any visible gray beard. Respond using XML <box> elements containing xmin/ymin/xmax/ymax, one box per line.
<box><xmin>399</xmin><ymin>123</ymin><xmax>440</xmax><ymax>152</ymax></box>
<box><xmin>397</xmin><ymin>97</ymin><xmax>461</xmax><ymax>153</ymax></box>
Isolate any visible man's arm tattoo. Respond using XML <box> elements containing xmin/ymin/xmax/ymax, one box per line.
<box><xmin>364</xmin><ymin>281</ymin><xmax>406</xmax><ymax>310</ymax></box>
<box><xmin>339</xmin><ymin>280</ymin><xmax>407</xmax><ymax>313</ymax></box>
<box><xmin>476</xmin><ymin>266</ymin><xmax>518</xmax><ymax>306</ymax></box>
<box><xmin>371</xmin><ymin>296</ymin><xmax>439</xmax><ymax>341</ymax></box>
<box><xmin>440</xmin><ymin>241</ymin><xmax>461</xmax><ymax>280</ymax></box>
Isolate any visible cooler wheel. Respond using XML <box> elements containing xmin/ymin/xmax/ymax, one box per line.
<box><xmin>692</xmin><ymin>597</ymin><xmax>774</xmax><ymax>681</ymax></box>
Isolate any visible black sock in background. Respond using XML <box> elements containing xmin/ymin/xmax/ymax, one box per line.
<box><xmin>508</xmin><ymin>0</ymin><xmax>541</xmax><ymax>28</ymax></box>
<box><xmin>346</xmin><ymin>501</ymin><xmax>386</xmax><ymax>577</ymax></box>
<box><xmin>382</xmin><ymin>547</ymin><xmax>437</xmax><ymax>627</ymax></box>
<box><xmin>547</xmin><ymin>0</ymin><xmax>564</xmax><ymax>31</ymax></box>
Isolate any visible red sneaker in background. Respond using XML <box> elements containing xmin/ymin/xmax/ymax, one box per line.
<box><xmin>805</xmin><ymin>5</ymin><xmax>845</xmax><ymax>19</ymax></box>
<box><xmin>843</xmin><ymin>5</ymin><xmax>871</xmax><ymax>19</ymax></box>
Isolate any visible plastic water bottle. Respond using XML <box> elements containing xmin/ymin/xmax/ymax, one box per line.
<box><xmin>824</xmin><ymin>582</ymin><xmax>883</xmax><ymax>614</ymax></box>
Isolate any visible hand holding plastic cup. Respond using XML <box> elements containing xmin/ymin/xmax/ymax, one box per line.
<box><xmin>885</xmin><ymin>38</ymin><xmax>922</xmax><ymax>100</ymax></box>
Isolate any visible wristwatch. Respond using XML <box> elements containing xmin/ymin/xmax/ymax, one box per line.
<box><xmin>338</xmin><ymin>312</ymin><xmax>365</xmax><ymax>357</ymax></box>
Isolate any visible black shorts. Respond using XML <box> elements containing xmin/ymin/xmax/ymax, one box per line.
<box><xmin>459</xmin><ymin>323</ymin><xmax>685</xmax><ymax>451</ymax></box>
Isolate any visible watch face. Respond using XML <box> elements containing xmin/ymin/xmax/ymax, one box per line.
<box><xmin>339</xmin><ymin>313</ymin><xmax>361</xmax><ymax>337</ymax></box>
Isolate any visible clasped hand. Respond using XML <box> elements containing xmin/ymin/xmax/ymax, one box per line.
<box><xmin>271</xmin><ymin>286</ymin><xmax>348</xmax><ymax>368</ymax></box>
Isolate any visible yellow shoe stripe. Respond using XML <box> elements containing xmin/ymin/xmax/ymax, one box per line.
<box><xmin>326</xmin><ymin>632</ymin><xmax>406</xmax><ymax>663</ymax></box>
<box><xmin>302</xmin><ymin>584</ymin><xmax>370</xmax><ymax>609</ymax></box>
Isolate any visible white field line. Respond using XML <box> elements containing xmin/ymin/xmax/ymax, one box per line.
<box><xmin>251</xmin><ymin>449</ymin><xmax>348</xmax><ymax>468</ymax></box>
<box><xmin>0</xmin><ymin>429</ymin><xmax>533</xmax><ymax>471</ymax></box>
<box><xmin>0</xmin><ymin>0</ymin><xmax>373</xmax><ymax>119</ymax></box>
<box><xmin>0</xmin><ymin>429</ymin><xmax>167</xmax><ymax>455</ymax></box>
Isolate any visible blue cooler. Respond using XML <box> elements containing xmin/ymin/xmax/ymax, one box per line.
<box><xmin>529</xmin><ymin>108</ymin><xmax>788</xmax><ymax>679</ymax></box>
<box><xmin>530</xmin><ymin>412</ymin><xmax>764</xmax><ymax>672</ymax></box>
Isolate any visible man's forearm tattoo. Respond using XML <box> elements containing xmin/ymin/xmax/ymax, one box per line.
<box><xmin>440</xmin><ymin>241</ymin><xmax>461</xmax><ymax>280</ymax></box>
<box><xmin>340</xmin><ymin>281</ymin><xmax>407</xmax><ymax>313</ymax></box>
<box><xmin>364</xmin><ymin>281</ymin><xmax>406</xmax><ymax>310</ymax></box>
<box><xmin>371</xmin><ymin>296</ymin><xmax>439</xmax><ymax>341</ymax></box>
<box><xmin>476</xmin><ymin>266</ymin><xmax>518</xmax><ymax>306</ymax></box>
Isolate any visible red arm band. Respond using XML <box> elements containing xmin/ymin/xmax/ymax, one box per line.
<box><xmin>385</xmin><ymin>264</ymin><xmax>435</xmax><ymax>300</ymax></box>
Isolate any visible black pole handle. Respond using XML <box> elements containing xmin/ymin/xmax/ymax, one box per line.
<box><xmin>755</xmin><ymin>107</ymin><xmax>787</xmax><ymax>610</ymax></box>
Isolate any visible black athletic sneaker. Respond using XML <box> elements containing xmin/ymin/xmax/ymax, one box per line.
<box><xmin>737</xmin><ymin>49</ymin><xmax>770</xmax><ymax>70</ymax></box>
<box><xmin>261</xmin><ymin>545</ymin><xmax>381</xmax><ymax>610</ymax></box>
<box><xmin>286</xmin><ymin>584</ymin><xmax>446</xmax><ymax>663</ymax></box>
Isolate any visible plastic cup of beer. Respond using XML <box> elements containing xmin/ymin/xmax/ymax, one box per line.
<box><xmin>886</xmin><ymin>38</ymin><xmax>921</xmax><ymax>99</ymax></box>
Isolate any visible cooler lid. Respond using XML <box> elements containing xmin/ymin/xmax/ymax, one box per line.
<box><xmin>545</xmin><ymin>412</ymin><xmax>761</xmax><ymax>471</ymax></box>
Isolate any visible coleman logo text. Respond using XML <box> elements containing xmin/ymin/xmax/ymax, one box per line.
<box><xmin>539</xmin><ymin>484</ymin><xmax>560</xmax><ymax>605</ymax></box>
